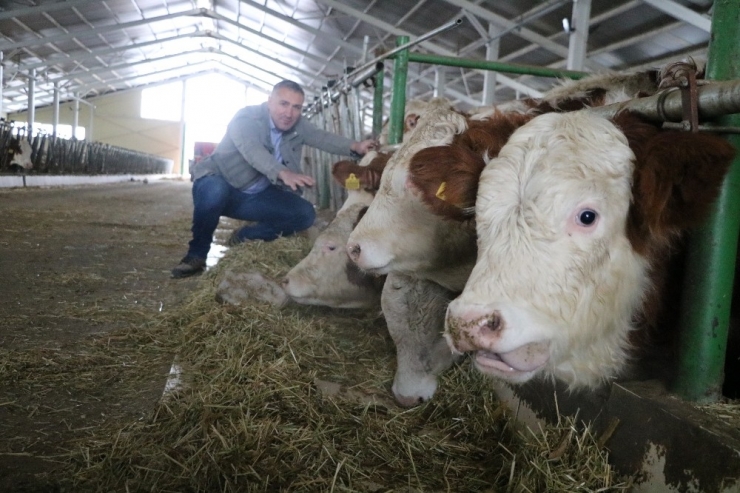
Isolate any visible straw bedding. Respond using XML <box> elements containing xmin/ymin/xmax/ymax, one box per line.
<box><xmin>54</xmin><ymin>236</ymin><xmax>632</xmax><ymax>492</ymax></box>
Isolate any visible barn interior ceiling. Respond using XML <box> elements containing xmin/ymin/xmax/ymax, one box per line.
<box><xmin>0</xmin><ymin>0</ymin><xmax>715</xmax><ymax>116</ymax></box>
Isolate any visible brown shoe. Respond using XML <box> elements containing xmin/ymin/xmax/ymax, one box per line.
<box><xmin>171</xmin><ymin>256</ymin><xmax>206</xmax><ymax>278</ymax></box>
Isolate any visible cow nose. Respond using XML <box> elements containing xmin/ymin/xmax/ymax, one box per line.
<box><xmin>347</xmin><ymin>242</ymin><xmax>361</xmax><ymax>261</ymax></box>
<box><xmin>481</xmin><ymin>312</ymin><xmax>502</xmax><ymax>334</ymax></box>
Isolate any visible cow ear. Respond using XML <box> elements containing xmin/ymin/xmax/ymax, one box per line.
<box><xmin>332</xmin><ymin>160</ymin><xmax>360</xmax><ymax>188</ymax></box>
<box><xmin>407</xmin><ymin>144</ymin><xmax>485</xmax><ymax>221</ymax></box>
<box><xmin>615</xmin><ymin>112</ymin><xmax>736</xmax><ymax>252</ymax></box>
<box><xmin>405</xmin><ymin>113</ymin><xmax>421</xmax><ymax>132</ymax></box>
<box><xmin>364</xmin><ymin>152</ymin><xmax>392</xmax><ymax>191</ymax></box>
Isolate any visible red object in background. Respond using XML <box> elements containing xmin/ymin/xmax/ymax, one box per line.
<box><xmin>193</xmin><ymin>142</ymin><xmax>217</xmax><ymax>164</ymax></box>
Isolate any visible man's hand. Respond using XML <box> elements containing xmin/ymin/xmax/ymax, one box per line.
<box><xmin>351</xmin><ymin>139</ymin><xmax>379</xmax><ymax>156</ymax></box>
<box><xmin>278</xmin><ymin>169</ymin><xmax>315</xmax><ymax>191</ymax></box>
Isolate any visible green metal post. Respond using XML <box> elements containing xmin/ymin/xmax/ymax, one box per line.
<box><xmin>372</xmin><ymin>69</ymin><xmax>384</xmax><ymax>139</ymax></box>
<box><xmin>403</xmin><ymin>52</ymin><xmax>587</xmax><ymax>80</ymax></box>
<box><xmin>388</xmin><ymin>36</ymin><xmax>409</xmax><ymax>145</ymax></box>
<box><xmin>674</xmin><ymin>0</ymin><xmax>740</xmax><ymax>402</ymax></box>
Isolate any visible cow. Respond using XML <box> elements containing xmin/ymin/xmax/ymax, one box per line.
<box><xmin>7</xmin><ymin>136</ymin><xmax>33</xmax><ymax>172</ymax></box>
<box><xmin>445</xmin><ymin>110</ymin><xmax>735</xmax><ymax>389</ymax></box>
<box><xmin>378</xmin><ymin>98</ymin><xmax>432</xmax><ymax>146</ymax></box>
<box><xmin>284</xmin><ymin>148</ymin><xmax>460</xmax><ymax>406</ymax></box>
<box><xmin>347</xmin><ymin>97</ymin><xmax>479</xmax><ymax>292</ymax></box>
<box><xmin>382</xmin><ymin>272</ymin><xmax>460</xmax><ymax>407</ymax></box>
<box><xmin>347</xmin><ymin>68</ymin><xmax>667</xmax><ymax>293</ymax></box>
<box><xmin>281</xmin><ymin>151</ymin><xmax>391</xmax><ymax>309</ymax></box>
<box><xmin>345</xmin><ymin>66</ymin><xmax>693</xmax><ymax>405</ymax></box>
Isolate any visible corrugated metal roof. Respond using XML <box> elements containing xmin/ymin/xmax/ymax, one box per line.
<box><xmin>0</xmin><ymin>0</ymin><xmax>715</xmax><ymax>114</ymax></box>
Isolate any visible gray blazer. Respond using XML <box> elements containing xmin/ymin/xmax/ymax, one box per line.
<box><xmin>192</xmin><ymin>103</ymin><xmax>356</xmax><ymax>190</ymax></box>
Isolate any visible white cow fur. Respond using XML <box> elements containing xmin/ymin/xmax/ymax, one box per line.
<box><xmin>348</xmin><ymin>98</ymin><xmax>478</xmax><ymax>292</ymax></box>
<box><xmin>446</xmin><ymin>112</ymin><xmax>652</xmax><ymax>389</ymax></box>
<box><xmin>283</xmin><ymin>202</ymin><xmax>379</xmax><ymax>309</ymax></box>
<box><xmin>382</xmin><ymin>272</ymin><xmax>460</xmax><ymax>406</ymax></box>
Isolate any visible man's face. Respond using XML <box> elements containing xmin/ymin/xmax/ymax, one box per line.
<box><xmin>267</xmin><ymin>87</ymin><xmax>304</xmax><ymax>131</ymax></box>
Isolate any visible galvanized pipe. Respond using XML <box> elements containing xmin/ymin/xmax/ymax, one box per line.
<box><xmin>587</xmin><ymin>79</ymin><xmax>740</xmax><ymax>122</ymax></box>
<box><xmin>388</xmin><ymin>36</ymin><xmax>409</xmax><ymax>146</ymax></box>
<box><xmin>372</xmin><ymin>69</ymin><xmax>384</xmax><ymax>139</ymax></box>
<box><xmin>672</xmin><ymin>0</ymin><xmax>740</xmax><ymax>403</ymax></box>
<box><xmin>399</xmin><ymin>52</ymin><xmax>588</xmax><ymax>80</ymax></box>
<box><xmin>350</xmin><ymin>17</ymin><xmax>463</xmax><ymax>81</ymax></box>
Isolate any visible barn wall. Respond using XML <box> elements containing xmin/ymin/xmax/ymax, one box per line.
<box><xmin>7</xmin><ymin>89</ymin><xmax>184</xmax><ymax>175</ymax></box>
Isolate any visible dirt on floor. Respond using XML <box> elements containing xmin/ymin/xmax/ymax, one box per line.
<box><xmin>0</xmin><ymin>178</ymin><xmax>214</xmax><ymax>491</ymax></box>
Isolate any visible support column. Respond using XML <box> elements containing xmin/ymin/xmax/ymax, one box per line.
<box><xmin>434</xmin><ymin>67</ymin><xmax>446</xmax><ymax>98</ymax></box>
<box><xmin>388</xmin><ymin>35</ymin><xmax>409</xmax><ymax>145</ymax></box>
<box><xmin>482</xmin><ymin>23</ymin><xmax>501</xmax><ymax>105</ymax></box>
<box><xmin>372</xmin><ymin>68</ymin><xmax>384</xmax><ymax>139</ymax></box>
<box><xmin>27</xmin><ymin>69</ymin><xmax>35</xmax><ymax>138</ymax></box>
<box><xmin>566</xmin><ymin>0</ymin><xmax>591</xmax><ymax>71</ymax></box>
<box><xmin>674</xmin><ymin>0</ymin><xmax>740</xmax><ymax>403</ymax></box>
<box><xmin>88</xmin><ymin>102</ymin><xmax>94</xmax><ymax>141</ymax></box>
<box><xmin>52</xmin><ymin>81</ymin><xmax>59</xmax><ymax>139</ymax></box>
<box><xmin>73</xmin><ymin>95</ymin><xmax>80</xmax><ymax>139</ymax></box>
<box><xmin>0</xmin><ymin>52</ymin><xmax>4</xmax><ymax>119</ymax></box>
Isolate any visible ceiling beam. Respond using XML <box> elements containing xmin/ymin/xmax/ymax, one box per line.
<box><xmin>0</xmin><ymin>8</ymin><xmax>202</xmax><ymax>53</ymax></box>
<box><xmin>0</xmin><ymin>0</ymin><xmax>100</xmax><ymax>22</ymax></box>
<box><xmin>238</xmin><ymin>0</ymin><xmax>363</xmax><ymax>55</ymax></box>
<box><xmin>640</xmin><ymin>0</ymin><xmax>711</xmax><ymax>32</ymax></box>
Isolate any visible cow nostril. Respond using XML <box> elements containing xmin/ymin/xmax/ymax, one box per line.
<box><xmin>347</xmin><ymin>243</ymin><xmax>361</xmax><ymax>259</ymax></box>
<box><xmin>482</xmin><ymin>313</ymin><xmax>502</xmax><ymax>333</ymax></box>
<box><xmin>281</xmin><ymin>278</ymin><xmax>289</xmax><ymax>287</ymax></box>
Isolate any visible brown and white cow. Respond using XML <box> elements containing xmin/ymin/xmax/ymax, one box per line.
<box><xmin>347</xmin><ymin>98</ymin><xmax>478</xmax><ymax>292</ymax></box>
<box><xmin>445</xmin><ymin>110</ymin><xmax>735</xmax><ymax>389</ymax></box>
<box><xmin>347</xmin><ymin>69</ymin><xmax>666</xmax><ymax>293</ymax></box>
<box><xmin>378</xmin><ymin>98</ymin><xmax>432</xmax><ymax>146</ymax></box>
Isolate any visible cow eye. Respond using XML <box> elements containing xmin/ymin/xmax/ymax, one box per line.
<box><xmin>577</xmin><ymin>209</ymin><xmax>598</xmax><ymax>226</ymax></box>
<box><xmin>327</xmin><ymin>245</ymin><xmax>337</xmax><ymax>251</ymax></box>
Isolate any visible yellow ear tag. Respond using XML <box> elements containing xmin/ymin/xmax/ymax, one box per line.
<box><xmin>345</xmin><ymin>173</ymin><xmax>360</xmax><ymax>190</ymax></box>
<box><xmin>435</xmin><ymin>181</ymin><xmax>447</xmax><ymax>201</ymax></box>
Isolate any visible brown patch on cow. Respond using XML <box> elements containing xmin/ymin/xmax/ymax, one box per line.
<box><xmin>613</xmin><ymin>111</ymin><xmax>736</xmax><ymax>257</ymax></box>
<box><xmin>408</xmin><ymin>111</ymin><xmax>536</xmax><ymax>221</ymax></box>
<box><xmin>332</xmin><ymin>152</ymin><xmax>392</xmax><ymax>192</ymax></box>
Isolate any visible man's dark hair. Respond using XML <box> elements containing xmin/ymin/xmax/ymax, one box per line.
<box><xmin>272</xmin><ymin>80</ymin><xmax>304</xmax><ymax>97</ymax></box>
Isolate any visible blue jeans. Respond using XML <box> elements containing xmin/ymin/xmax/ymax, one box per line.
<box><xmin>186</xmin><ymin>174</ymin><xmax>316</xmax><ymax>259</ymax></box>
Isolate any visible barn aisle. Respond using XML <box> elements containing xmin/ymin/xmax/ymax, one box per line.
<box><xmin>0</xmin><ymin>179</ymin><xmax>204</xmax><ymax>491</ymax></box>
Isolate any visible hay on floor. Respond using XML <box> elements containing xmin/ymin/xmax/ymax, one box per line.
<box><xmin>62</xmin><ymin>235</ymin><xmax>632</xmax><ymax>492</ymax></box>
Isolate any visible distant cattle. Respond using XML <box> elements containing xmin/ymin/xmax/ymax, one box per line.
<box><xmin>445</xmin><ymin>111</ymin><xmax>735</xmax><ymax>389</ymax></box>
<box><xmin>7</xmin><ymin>137</ymin><xmax>33</xmax><ymax>171</ymax></box>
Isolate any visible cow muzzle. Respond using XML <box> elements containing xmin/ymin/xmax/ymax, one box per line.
<box><xmin>347</xmin><ymin>242</ymin><xmax>361</xmax><ymax>262</ymax></box>
<box><xmin>445</xmin><ymin>301</ymin><xmax>550</xmax><ymax>380</ymax></box>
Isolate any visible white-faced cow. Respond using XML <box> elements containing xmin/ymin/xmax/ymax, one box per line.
<box><xmin>345</xmin><ymin>65</ymin><xmax>702</xmax><ymax>405</ymax></box>
<box><xmin>445</xmin><ymin>110</ymin><xmax>735</xmax><ymax>389</ymax></box>
<box><xmin>347</xmin><ymin>69</ymin><xmax>666</xmax><ymax>293</ymax></box>
<box><xmin>282</xmin><ymin>152</ymin><xmax>391</xmax><ymax>309</ymax></box>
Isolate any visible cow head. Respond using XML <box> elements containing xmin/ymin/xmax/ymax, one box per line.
<box><xmin>282</xmin><ymin>153</ymin><xmax>390</xmax><ymax>309</ymax></box>
<box><xmin>283</xmin><ymin>203</ymin><xmax>382</xmax><ymax>308</ymax></box>
<box><xmin>407</xmin><ymin>111</ymin><xmax>537</xmax><ymax>221</ymax></box>
<box><xmin>346</xmin><ymin>98</ymin><xmax>478</xmax><ymax>291</ymax></box>
<box><xmin>445</xmin><ymin>110</ymin><xmax>735</xmax><ymax>389</ymax></box>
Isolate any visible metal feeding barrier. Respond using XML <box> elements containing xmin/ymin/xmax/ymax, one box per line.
<box><xmin>0</xmin><ymin>119</ymin><xmax>172</xmax><ymax>176</ymax></box>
